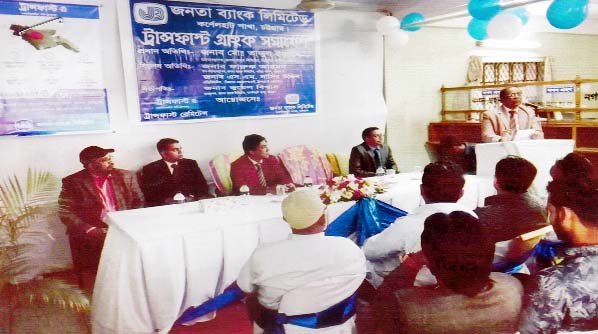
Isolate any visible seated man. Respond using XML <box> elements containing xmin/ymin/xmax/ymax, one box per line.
<box><xmin>230</xmin><ymin>134</ymin><xmax>294</xmax><ymax>195</ymax></box>
<box><xmin>388</xmin><ymin>211</ymin><xmax>523</xmax><ymax>334</ymax></box>
<box><xmin>519</xmin><ymin>176</ymin><xmax>598</xmax><ymax>334</ymax></box>
<box><xmin>59</xmin><ymin>146</ymin><xmax>144</xmax><ymax>274</ymax></box>
<box><xmin>349</xmin><ymin>127</ymin><xmax>398</xmax><ymax>177</ymax></box>
<box><xmin>481</xmin><ymin>87</ymin><xmax>544</xmax><ymax>143</ymax></box>
<box><xmin>141</xmin><ymin>138</ymin><xmax>211</xmax><ymax>207</ymax></box>
<box><xmin>237</xmin><ymin>189</ymin><xmax>366</xmax><ymax>333</ymax></box>
<box><xmin>550</xmin><ymin>152</ymin><xmax>595</xmax><ymax>181</ymax></box>
<box><xmin>476</xmin><ymin>156</ymin><xmax>547</xmax><ymax>243</ymax></box>
<box><xmin>362</xmin><ymin>161</ymin><xmax>474</xmax><ymax>286</ymax></box>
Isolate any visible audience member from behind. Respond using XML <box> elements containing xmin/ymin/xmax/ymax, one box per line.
<box><xmin>141</xmin><ymin>138</ymin><xmax>212</xmax><ymax>207</ymax></box>
<box><xmin>476</xmin><ymin>156</ymin><xmax>547</xmax><ymax>243</ymax></box>
<box><xmin>349</xmin><ymin>127</ymin><xmax>398</xmax><ymax>177</ymax></box>
<box><xmin>550</xmin><ymin>152</ymin><xmax>595</xmax><ymax>181</ymax></box>
<box><xmin>481</xmin><ymin>86</ymin><xmax>544</xmax><ymax>142</ymax></box>
<box><xmin>392</xmin><ymin>211</ymin><xmax>523</xmax><ymax>334</ymax></box>
<box><xmin>230</xmin><ymin>134</ymin><xmax>295</xmax><ymax>195</ymax></box>
<box><xmin>237</xmin><ymin>189</ymin><xmax>366</xmax><ymax>333</ymax></box>
<box><xmin>363</xmin><ymin>161</ymin><xmax>473</xmax><ymax>286</ymax></box>
<box><xmin>59</xmin><ymin>146</ymin><xmax>144</xmax><ymax>275</ymax></box>
<box><xmin>436</xmin><ymin>135</ymin><xmax>475</xmax><ymax>174</ymax></box>
<box><xmin>519</xmin><ymin>177</ymin><xmax>598</xmax><ymax>334</ymax></box>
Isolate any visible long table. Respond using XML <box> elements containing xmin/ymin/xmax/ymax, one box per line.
<box><xmin>91</xmin><ymin>173</ymin><xmax>495</xmax><ymax>334</ymax></box>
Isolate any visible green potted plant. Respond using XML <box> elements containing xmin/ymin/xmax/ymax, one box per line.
<box><xmin>0</xmin><ymin>169</ymin><xmax>90</xmax><ymax>333</ymax></box>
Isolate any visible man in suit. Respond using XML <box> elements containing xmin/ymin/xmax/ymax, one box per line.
<box><xmin>141</xmin><ymin>138</ymin><xmax>211</xmax><ymax>206</ymax></box>
<box><xmin>481</xmin><ymin>87</ymin><xmax>544</xmax><ymax>142</ymax></box>
<box><xmin>349</xmin><ymin>127</ymin><xmax>398</xmax><ymax>177</ymax></box>
<box><xmin>59</xmin><ymin>146</ymin><xmax>144</xmax><ymax>274</ymax></box>
<box><xmin>230</xmin><ymin>134</ymin><xmax>294</xmax><ymax>195</ymax></box>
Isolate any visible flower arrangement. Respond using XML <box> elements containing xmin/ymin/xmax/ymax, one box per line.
<box><xmin>319</xmin><ymin>175</ymin><xmax>385</xmax><ymax>204</ymax></box>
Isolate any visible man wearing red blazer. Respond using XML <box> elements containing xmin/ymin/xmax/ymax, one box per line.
<box><xmin>230</xmin><ymin>134</ymin><xmax>294</xmax><ymax>195</ymax></box>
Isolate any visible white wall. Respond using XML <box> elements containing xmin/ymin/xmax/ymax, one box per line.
<box><xmin>0</xmin><ymin>1</ymin><xmax>387</xmax><ymax>185</ymax></box>
<box><xmin>386</xmin><ymin>27</ymin><xmax>598</xmax><ymax>172</ymax></box>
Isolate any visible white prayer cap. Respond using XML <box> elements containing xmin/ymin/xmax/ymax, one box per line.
<box><xmin>282</xmin><ymin>189</ymin><xmax>325</xmax><ymax>230</ymax></box>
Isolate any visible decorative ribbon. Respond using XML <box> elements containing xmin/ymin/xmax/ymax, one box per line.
<box><xmin>173</xmin><ymin>282</ymin><xmax>245</xmax><ymax>326</ymax></box>
<box><xmin>325</xmin><ymin>197</ymin><xmax>408</xmax><ymax>246</ymax></box>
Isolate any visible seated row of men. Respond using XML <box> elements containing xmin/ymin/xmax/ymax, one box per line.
<box><xmin>237</xmin><ymin>153</ymin><xmax>597</xmax><ymax>333</ymax></box>
<box><xmin>58</xmin><ymin>127</ymin><xmax>397</xmax><ymax>274</ymax></box>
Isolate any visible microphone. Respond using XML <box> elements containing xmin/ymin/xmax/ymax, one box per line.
<box><xmin>524</xmin><ymin>102</ymin><xmax>541</xmax><ymax>109</ymax></box>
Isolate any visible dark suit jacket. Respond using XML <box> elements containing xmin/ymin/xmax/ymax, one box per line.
<box><xmin>230</xmin><ymin>155</ymin><xmax>292</xmax><ymax>195</ymax></box>
<box><xmin>58</xmin><ymin>168</ymin><xmax>144</xmax><ymax>236</ymax></box>
<box><xmin>349</xmin><ymin>143</ymin><xmax>398</xmax><ymax>177</ymax></box>
<box><xmin>476</xmin><ymin>192</ymin><xmax>547</xmax><ymax>242</ymax></box>
<box><xmin>141</xmin><ymin>158</ymin><xmax>210</xmax><ymax>207</ymax></box>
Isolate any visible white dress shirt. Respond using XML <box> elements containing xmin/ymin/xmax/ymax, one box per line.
<box><xmin>237</xmin><ymin>233</ymin><xmax>365</xmax><ymax>333</ymax></box>
<box><xmin>362</xmin><ymin>202</ymin><xmax>477</xmax><ymax>285</ymax></box>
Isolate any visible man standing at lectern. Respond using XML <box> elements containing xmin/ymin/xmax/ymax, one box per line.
<box><xmin>481</xmin><ymin>87</ymin><xmax>544</xmax><ymax>143</ymax></box>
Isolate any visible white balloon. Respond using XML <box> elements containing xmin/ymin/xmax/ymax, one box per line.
<box><xmin>388</xmin><ymin>29</ymin><xmax>409</xmax><ymax>46</ymax></box>
<box><xmin>487</xmin><ymin>13</ymin><xmax>523</xmax><ymax>40</ymax></box>
<box><xmin>376</xmin><ymin>16</ymin><xmax>400</xmax><ymax>35</ymax></box>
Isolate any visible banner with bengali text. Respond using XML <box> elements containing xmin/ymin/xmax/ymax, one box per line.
<box><xmin>128</xmin><ymin>0</ymin><xmax>316</xmax><ymax>123</ymax></box>
<box><xmin>0</xmin><ymin>0</ymin><xmax>110</xmax><ymax>136</ymax></box>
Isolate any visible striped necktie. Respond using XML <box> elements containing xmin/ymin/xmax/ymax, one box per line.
<box><xmin>255</xmin><ymin>162</ymin><xmax>267</xmax><ymax>188</ymax></box>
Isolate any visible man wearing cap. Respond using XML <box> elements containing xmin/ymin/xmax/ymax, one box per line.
<box><xmin>237</xmin><ymin>189</ymin><xmax>366</xmax><ymax>333</ymax></box>
<box><xmin>141</xmin><ymin>138</ymin><xmax>212</xmax><ymax>207</ymax></box>
<box><xmin>59</xmin><ymin>146</ymin><xmax>144</xmax><ymax>275</ymax></box>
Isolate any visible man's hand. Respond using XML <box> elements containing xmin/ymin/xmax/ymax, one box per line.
<box><xmin>285</xmin><ymin>183</ymin><xmax>296</xmax><ymax>192</ymax></box>
<box><xmin>531</xmin><ymin>131</ymin><xmax>543</xmax><ymax>140</ymax></box>
<box><xmin>500</xmin><ymin>130</ymin><xmax>512</xmax><ymax>142</ymax></box>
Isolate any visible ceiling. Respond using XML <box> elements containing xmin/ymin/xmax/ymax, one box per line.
<box><xmin>229</xmin><ymin>0</ymin><xmax>598</xmax><ymax>34</ymax></box>
<box><xmin>189</xmin><ymin>0</ymin><xmax>598</xmax><ymax>34</ymax></box>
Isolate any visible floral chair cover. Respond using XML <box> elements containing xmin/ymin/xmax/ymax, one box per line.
<box><xmin>208</xmin><ymin>152</ymin><xmax>243</xmax><ymax>196</ymax></box>
<box><xmin>279</xmin><ymin>145</ymin><xmax>333</xmax><ymax>186</ymax></box>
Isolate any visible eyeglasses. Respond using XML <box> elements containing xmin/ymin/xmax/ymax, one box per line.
<box><xmin>504</xmin><ymin>93</ymin><xmax>522</xmax><ymax>98</ymax></box>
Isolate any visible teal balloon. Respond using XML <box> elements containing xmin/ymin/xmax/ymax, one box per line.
<box><xmin>468</xmin><ymin>0</ymin><xmax>501</xmax><ymax>20</ymax></box>
<box><xmin>547</xmin><ymin>0</ymin><xmax>589</xmax><ymax>29</ymax></box>
<box><xmin>401</xmin><ymin>12</ymin><xmax>425</xmax><ymax>31</ymax></box>
<box><xmin>506</xmin><ymin>7</ymin><xmax>529</xmax><ymax>25</ymax></box>
<box><xmin>468</xmin><ymin>18</ymin><xmax>489</xmax><ymax>40</ymax></box>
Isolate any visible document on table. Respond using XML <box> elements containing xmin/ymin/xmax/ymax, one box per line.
<box><xmin>514</xmin><ymin>129</ymin><xmax>535</xmax><ymax>141</ymax></box>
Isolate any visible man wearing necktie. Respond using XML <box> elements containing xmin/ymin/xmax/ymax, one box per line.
<box><xmin>230</xmin><ymin>134</ymin><xmax>295</xmax><ymax>195</ymax></box>
<box><xmin>481</xmin><ymin>87</ymin><xmax>544</xmax><ymax>143</ymax></box>
<box><xmin>141</xmin><ymin>138</ymin><xmax>212</xmax><ymax>206</ymax></box>
<box><xmin>349</xmin><ymin>127</ymin><xmax>398</xmax><ymax>177</ymax></box>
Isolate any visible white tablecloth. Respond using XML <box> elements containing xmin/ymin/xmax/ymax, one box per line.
<box><xmin>475</xmin><ymin>139</ymin><xmax>574</xmax><ymax>199</ymax></box>
<box><xmin>91</xmin><ymin>173</ymin><xmax>495</xmax><ymax>334</ymax></box>
<box><xmin>92</xmin><ymin>196</ymin><xmax>291</xmax><ymax>334</ymax></box>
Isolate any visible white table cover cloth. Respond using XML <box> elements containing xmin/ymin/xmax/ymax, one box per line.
<box><xmin>91</xmin><ymin>174</ymin><xmax>495</xmax><ymax>334</ymax></box>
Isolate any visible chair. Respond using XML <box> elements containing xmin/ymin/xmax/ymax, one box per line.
<box><xmin>493</xmin><ymin>225</ymin><xmax>554</xmax><ymax>273</ymax></box>
<box><xmin>326</xmin><ymin>154</ymin><xmax>341</xmax><ymax>177</ymax></box>
<box><xmin>253</xmin><ymin>278</ymin><xmax>362</xmax><ymax>334</ymax></box>
<box><xmin>335</xmin><ymin>153</ymin><xmax>350</xmax><ymax>176</ymax></box>
<box><xmin>208</xmin><ymin>152</ymin><xmax>243</xmax><ymax>196</ymax></box>
<box><xmin>278</xmin><ymin>145</ymin><xmax>333</xmax><ymax>185</ymax></box>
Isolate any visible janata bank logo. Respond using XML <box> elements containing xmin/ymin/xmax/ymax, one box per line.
<box><xmin>133</xmin><ymin>3</ymin><xmax>168</xmax><ymax>25</ymax></box>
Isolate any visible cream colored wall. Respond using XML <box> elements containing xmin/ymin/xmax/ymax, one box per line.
<box><xmin>385</xmin><ymin>27</ymin><xmax>598</xmax><ymax>172</ymax></box>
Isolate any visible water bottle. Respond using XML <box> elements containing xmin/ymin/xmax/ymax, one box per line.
<box><xmin>376</xmin><ymin>167</ymin><xmax>385</xmax><ymax>176</ymax></box>
<box><xmin>239</xmin><ymin>185</ymin><xmax>250</xmax><ymax>196</ymax></box>
<box><xmin>303</xmin><ymin>176</ymin><xmax>313</xmax><ymax>188</ymax></box>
